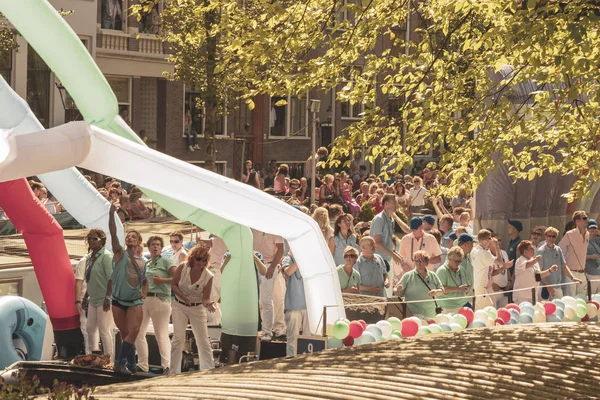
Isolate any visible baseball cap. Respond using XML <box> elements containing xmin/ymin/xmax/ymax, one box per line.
<box><xmin>409</xmin><ymin>217</ymin><xmax>423</xmax><ymax>230</ymax></box>
<box><xmin>422</xmin><ymin>215</ymin><xmax>436</xmax><ymax>226</ymax></box>
<box><xmin>589</xmin><ymin>219</ymin><xmax>598</xmax><ymax>229</ymax></box>
<box><xmin>508</xmin><ymin>219</ymin><xmax>523</xmax><ymax>232</ymax></box>
<box><xmin>457</xmin><ymin>233</ymin><xmax>477</xmax><ymax>244</ymax></box>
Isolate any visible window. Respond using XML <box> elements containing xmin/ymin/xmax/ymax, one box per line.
<box><xmin>335</xmin><ymin>0</ymin><xmax>354</xmax><ymax>24</ymax></box>
<box><xmin>140</xmin><ymin>2</ymin><xmax>162</xmax><ymax>34</ymax></box>
<box><xmin>0</xmin><ymin>49</ymin><xmax>11</xmax><ymax>85</ymax></box>
<box><xmin>340</xmin><ymin>66</ymin><xmax>370</xmax><ymax>120</ymax></box>
<box><xmin>236</xmin><ymin>100</ymin><xmax>253</xmax><ymax>137</ymax></box>
<box><xmin>101</xmin><ymin>0</ymin><xmax>126</xmax><ymax>31</ymax></box>
<box><xmin>27</xmin><ymin>45</ymin><xmax>51</xmax><ymax>128</ymax></box>
<box><xmin>107</xmin><ymin>77</ymin><xmax>131</xmax><ymax>125</ymax></box>
<box><xmin>184</xmin><ymin>91</ymin><xmax>228</xmax><ymax>137</ymax></box>
<box><xmin>0</xmin><ymin>277</ymin><xmax>23</xmax><ymax>296</ymax></box>
<box><xmin>269</xmin><ymin>95</ymin><xmax>308</xmax><ymax>137</ymax></box>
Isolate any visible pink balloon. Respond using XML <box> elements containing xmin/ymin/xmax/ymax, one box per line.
<box><xmin>401</xmin><ymin>319</ymin><xmax>419</xmax><ymax>337</ymax></box>
<box><xmin>506</xmin><ymin>303</ymin><xmax>521</xmax><ymax>313</ymax></box>
<box><xmin>426</xmin><ymin>319</ymin><xmax>436</xmax><ymax>325</ymax></box>
<box><xmin>348</xmin><ymin>321</ymin><xmax>364</xmax><ymax>339</ymax></box>
<box><xmin>457</xmin><ymin>307</ymin><xmax>474</xmax><ymax>326</ymax></box>
<box><xmin>497</xmin><ymin>308</ymin><xmax>511</xmax><ymax>324</ymax></box>
<box><xmin>358</xmin><ymin>320</ymin><xmax>367</xmax><ymax>330</ymax></box>
<box><xmin>343</xmin><ymin>335</ymin><xmax>355</xmax><ymax>346</ymax></box>
<box><xmin>589</xmin><ymin>301</ymin><xmax>600</xmax><ymax>310</ymax></box>
<box><xmin>494</xmin><ymin>318</ymin><xmax>505</xmax><ymax>326</ymax></box>
<box><xmin>543</xmin><ymin>302</ymin><xmax>556</xmax><ymax>315</ymax></box>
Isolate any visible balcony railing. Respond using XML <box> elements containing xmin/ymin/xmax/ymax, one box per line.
<box><xmin>97</xmin><ymin>28</ymin><xmax>167</xmax><ymax>58</ymax></box>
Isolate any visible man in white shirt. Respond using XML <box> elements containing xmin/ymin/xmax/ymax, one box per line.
<box><xmin>558</xmin><ymin>210</ymin><xmax>589</xmax><ymax>296</ymax></box>
<box><xmin>398</xmin><ymin>217</ymin><xmax>442</xmax><ymax>276</ymax></box>
<box><xmin>407</xmin><ymin>177</ymin><xmax>426</xmax><ymax>215</ymax></box>
<box><xmin>490</xmin><ymin>234</ymin><xmax>510</xmax><ymax>308</ymax></box>
<box><xmin>471</xmin><ymin>229</ymin><xmax>513</xmax><ymax>310</ymax></box>
<box><xmin>252</xmin><ymin>229</ymin><xmax>285</xmax><ymax>341</ymax></box>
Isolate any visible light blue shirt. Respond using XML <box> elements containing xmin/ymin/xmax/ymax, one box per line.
<box><xmin>586</xmin><ymin>238</ymin><xmax>600</xmax><ymax>275</ymax></box>
<box><xmin>332</xmin><ymin>232</ymin><xmax>360</xmax><ymax>266</ymax></box>
<box><xmin>536</xmin><ymin>243</ymin><xmax>566</xmax><ymax>285</ymax></box>
<box><xmin>370</xmin><ymin>211</ymin><xmax>395</xmax><ymax>262</ymax></box>
<box><xmin>354</xmin><ymin>254</ymin><xmax>387</xmax><ymax>297</ymax></box>
<box><xmin>282</xmin><ymin>255</ymin><xmax>306</xmax><ymax>311</ymax></box>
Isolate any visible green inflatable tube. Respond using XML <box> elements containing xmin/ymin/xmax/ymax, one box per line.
<box><xmin>0</xmin><ymin>0</ymin><xmax>257</xmax><ymax>336</ymax></box>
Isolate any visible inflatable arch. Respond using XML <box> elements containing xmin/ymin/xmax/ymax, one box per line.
<box><xmin>0</xmin><ymin>296</ymin><xmax>54</xmax><ymax>369</ymax></box>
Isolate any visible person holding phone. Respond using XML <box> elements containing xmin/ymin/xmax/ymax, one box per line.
<box><xmin>436</xmin><ymin>246</ymin><xmax>472</xmax><ymax>313</ymax></box>
<box><xmin>513</xmin><ymin>240</ymin><xmax>558</xmax><ymax>304</ymax></box>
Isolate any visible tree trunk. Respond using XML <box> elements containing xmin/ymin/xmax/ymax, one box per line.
<box><xmin>204</xmin><ymin>0</ymin><xmax>218</xmax><ymax>172</ymax></box>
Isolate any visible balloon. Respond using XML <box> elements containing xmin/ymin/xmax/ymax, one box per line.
<box><xmin>451</xmin><ymin>314</ymin><xmax>468</xmax><ymax>329</ymax></box>
<box><xmin>505</xmin><ymin>304</ymin><xmax>521</xmax><ymax>313</ymax></box>
<box><xmin>562</xmin><ymin>296</ymin><xmax>577</xmax><ymax>309</ymax></box>
<box><xmin>327</xmin><ymin>337</ymin><xmax>343</xmax><ymax>349</ymax></box>
<box><xmin>473</xmin><ymin>310</ymin><xmax>489</xmax><ymax>322</ymax></box>
<box><xmin>552</xmin><ymin>299</ymin><xmax>565</xmax><ymax>310</ymax></box>
<box><xmin>519</xmin><ymin>301</ymin><xmax>533</xmax><ymax>309</ymax></box>
<box><xmin>389</xmin><ymin>333</ymin><xmax>402</xmax><ymax>340</ymax></box>
<box><xmin>355</xmin><ymin>331</ymin><xmax>377</xmax><ymax>345</ymax></box>
<box><xmin>439</xmin><ymin>322</ymin><xmax>452</xmax><ymax>332</ymax></box>
<box><xmin>358</xmin><ymin>320</ymin><xmax>367</xmax><ymax>330</ymax></box>
<box><xmin>342</xmin><ymin>335</ymin><xmax>354</xmax><ymax>347</ymax></box>
<box><xmin>387</xmin><ymin>317</ymin><xmax>403</xmax><ymax>332</ymax></box>
<box><xmin>547</xmin><ymin>314</ymin><xmax>562</xmax><ymax>323</ymax></box>
<box><xmin>428</xmin><ymin>324</ymin><xmax>443</xmax><ymax>334</ymax></box>
<box><xmin>575</xmin><ymin>304</ymin><xmax>587</xmax><ymax>319</ymax></box>
<box><xmin>532</xmin><ymin>311</ymin><xmax>546</xmax><ymax>323</ymax></box>
<box><xmin>543</xmin><ymin>302</ymin><xmax>556</xmax><ymax>315</ymax></box>
<box><xmin>348</xmin><ymin>321</ymin><xmax>364</xmax><ymax>339</ymax></box>
<box><xmin>494</xmin><ymin>318</ymin><xmax>505</xmax><ymax>326</ymax></box>
<box><xmin>554</xmin><ymin>308</ymin><xmax>564</xmax><ymax>320</ymax></box>
<box><xmin>470</xmin><ymin>320</ymin><xmax>486</xmax><ymax>328</ymax></box>
<box><xmin>520</xmin><ymin>305</ymin><xmax>535</xmax><ymax>317</ymax></box>
<box><xmin>391</xmin><ymin>330</ymin><xmax>403</xmax><ymax>338</ymax></box>
<box><xmin>533</xmin><ymin>303</ymin><xmax>546</xmax><ymax>315</ymax></box>
<box><xmin>457</xmin><ymin>307</ymin><xmax>474</xmax><ymax>325</ymax></box>
<box><xmin>497</xmin><ymin>308</ymin><xmax>511</xmax><ymax>324</ymax></box>
<box><xmin>518</xmin><ymin>313</ymin><xmax>533</xmax><ymax>324</ymax></box>
<box><xmin>365</xmin><ymin>324</ymin><xmax>383</xmax><ymax>341</ymax></box>
<box><xmin>575</xmin><ymin>298</ymin><xmax>587</xmax><ymax>308</ymax></box>
<box><xmin>417</xmin><ymin>326</ymin><xmax>432</xmax><ymax>336</ymax></box>
<box><xmin>563</xmin><ymin>306</ymin><xmax>575</xmax><ymax>321</ymax></box>
<box><xmin>581</xmin><ymin>314</ymin><xmax>590</xmax><ymax>322</ymax></box>
<box><xmin>332</xmin><ymin>320</ymin><xmax>350</xmax><ymax>340</ymax></box>
<box><xmin>408</xmin><ymin>317</ymin><xmax>423</xmax><ymax>327</ymax></box>
<box><xmin>426</xmin><ymin>319</ymin><xmax>436</xmax><ymax>325</ymax></box>
<box><xmin>509</xmin><ymin>309</ymin><xmax>520</xmax><ymax>320</ymax></box>
<box><xmin>449</xmin><ymin>323</ymin><xmax>463</xmax><ymax>331</ymax></box>
<box><xmin>589</xmin><ymin>300</ymin><xmax>600</xmax><ymax>310</ymax></box>
<box><xmin>376</xmin><ymin>320</ymin><xmax>393</xmax><ymax>339</ymax></box>
<box><xmin>434</xmin><ymin>314</ymin><xmax>451</xmax><ymax>325</ymax></box>
<box><xmin>483</xmin><ymin>306</ymin><xmax>498</xmax><ymax>321</ymax></box>
<box><xmin>508</xmin><ymin>317</ymin><xmax>518</xmax><ymax>325</ymax></box>
<box><xmin>401</xmin><ymin>319</ymin><xmax>419</xmax><ymax>337</ymax></box>
<box><xmin>591</xmin><ymin>294</ymin><xmax>600</xmax><ymax>304</ymax></box>
<box><xmin>587</xmin><ymin>303</ymin><xmax>599</xmax><ymax>319</ymax></box>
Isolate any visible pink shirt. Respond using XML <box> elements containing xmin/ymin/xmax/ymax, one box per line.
<box><xmin>397</xmin><ymin>232</ymin><xmax>442</xmax><ymax>275</ymax></box>
<box><xmin>252</xmin><ymin>229</ymin><xmax>284</xmax><ymax>263</ymax></box>
<box><xmin>558</xmin><ymin>228</ymin><xmax>589</xmax><ymax>272</ymax></box>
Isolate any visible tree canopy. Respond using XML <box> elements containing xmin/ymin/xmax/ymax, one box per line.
<box><xmin>133</xmin><ymin>0</ymin><xmax>600</xmax><ymax>198</ymax></box>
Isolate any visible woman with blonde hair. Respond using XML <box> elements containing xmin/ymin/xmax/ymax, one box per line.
<box><xmin>319</xmin><ymin>174</ymin><xmax>337</xmax><ymax>206</ymax></box>
<box><xmin>312</xmin><ymin>207</ymin><xmax>334</xmax><ymax>241</ymax></box>
<box><xmin>170</xmin><ymin>244</ymin><xmax>216</xmax><ymax>373</ymax></box>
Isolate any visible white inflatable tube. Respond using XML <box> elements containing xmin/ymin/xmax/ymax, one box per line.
<box><xmin>0</xmin><ymin>76</ymin><xmax>124</xmax><ymax>248</ymax></box>
<box><xmin>0</xmin><ymin>122</ymin><xmax>345</xmax><ymax>333</ymax></box>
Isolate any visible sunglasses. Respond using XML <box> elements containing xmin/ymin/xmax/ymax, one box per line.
<box><xmin>170</xmin><ymin>240</ymin><xmax>180</xmax><ymax>244</ymax></box>
<box><xmin>578</xmin><ymin>216</ymin><xmax>589</xmax><ymax>220</ymax></box>
<box><xmin>414</xmin><ymin>258</ymin><xmax>428</xmax><ymax>263</ymax></box>
<box><xmin>546</xmin><ymin>235</ymin><xmax>557</xmax><ymax>238</ymax></box>
<box><xmin>195</xmin><ymin>257</ymin><xmax>207</xmax><ymax>262</ymax></box>
<box><xmin>532</xmin><ymin>232</ymin><xmax>542</xmax><ymax>236</ymax></box>
<box><xmin>344</xmin><ymin>254</ymin><xmax>358</xmax><ymax>259</ymax></box>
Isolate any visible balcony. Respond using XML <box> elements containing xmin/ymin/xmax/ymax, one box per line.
<box><xmin>97</xmin><ymin>29</ymin><xmax>167</xmax><ymax>59</ymax></box>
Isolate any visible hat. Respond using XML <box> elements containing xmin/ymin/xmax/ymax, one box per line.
<box><xmin>422</xmin><ymin>215</ymin><xmax>436</xmax><ymax>226</ymax></box>
<box><xmin>409</xmin><ymin>217</ymin><xmax>423</xmax><ymax>230</ymax></box>
<box><xmin>457</xmin><ymin>233</ymin><xmax>476</xmax><ymax>244</ymax></box>
<box><xmin>508</xmin><ymin>219</ymin><xmax>523</xmax><ymax>232</ymax></box>
<box><xmin>445</xmin><ymin>232</ymin><xmax>458</xmax><ymax>241</ymax></box>
<box><xmin>589</xmin><ymin>219</ymin><xmax>598</xmax><ymax>229</ymax></box>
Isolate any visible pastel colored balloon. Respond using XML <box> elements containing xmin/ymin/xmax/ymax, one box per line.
<box><xmin>509</xmin><ymin>309</ymin><xmax>520</xmax><ymax>320</ymax></box>
<box><xmin>365</xmin><ymin>324</ymin><xmax>383</xmax><ymax>341</ymax></box>
<box><xmin>451</xmin><ymin>314</ymin><xmax>468</xmax><ymax>329</ymax></box>
<box><xmin>505</xmin><ymin>303</ymin><xmax>521</xmax><ymax>313</ymax></box>
<box><xmin>520</xmin><ymin>305</ymin><xmax>535</xmax><ymax>317</ymax></box>
<box><xmin>355</xmin><ymin>331</ymin><xmax>377</xmax><ymax>345</ymax></box>
<box><xmin>508</xmin><ymin>317</ymin><xmax>518</xmax><ymax>325</ymax></box>
<box><xmin>348</xmin><ymin>321</ymin><xmax>364</xmax><ymax>339</ymax></box>
<box><xmin>470</xmin><ymin>320</ymin><xmax>486</xmax><ymax>329</ymax></box>
<box><xmin>327</xmin><ymin>337</ymin><xmax>343</xmax><ymax>349</ymax></box>
<box><xmin>332</xmin><ymin>320</ymin><xmax>350</xmax><ymax>340</ymax></box>
<box><xmin>589</xmin><ymin>300</ymin><xmax>600</xmax><ymax>310</ymax></box>
<box><xmin>575</xmin><ymin>304</ymin><xmax>587</xmax><ymax>319</ymax></box>
<box><xmin>587</xmin><ymin>303</ymin><xmax>599</xmax><ymax>319</ymax></box>
<box><xmin>408</xmin><ymin>317</ymin><xmax>423</xmax><ymax>327</ymax></box>
<box><xmin>519</xmin><ymin>301</ymin><xmax>533</xmax><ymax>309</ymax></box>
<box><xmin>473</xmin><ymin>310</ymin><xmax>489</xmax><ymax>322</ymax></box>
<box><xmin>591</xmin><ymin>294</ymin><xmax>600</xmax><ymax>304</ymax></box>
<box><xmin>533</xmin><ymin>303</ymin><xmax>546</xmax><ymax>315</ymax></box>
<box><xmin>547</xmin><ymin>314</ymin><xmax>562</xmax><ymax>323</ymax></box>
<box><xmin>401</xmin><ymin>319</ymin><xmax>419</xmax><ymax>337</ymax></box>
<box><xmin>518</xmin><ymin>313</ymin><xmax>533</xmax><ymax>324</ymax></box>
<box><xmin>434</xmin><ymin>314</ymin><xmax>451</xmax><ymax>325</ymax></box>
<box><xmin>342</xmin><ymin>335</ymin><xmax>354</xmax><ymax>347</ymax></box>
<box><xmin>485</xmin><ymin>317</ymin><xmax>495</xmax><ymax>328</ymax></box>
<box><xmin>417</xmin><ymin>326</ymin><xmax>432</xmax><ymax>336</ymax></box>
<box><xmin>532</xmin><ymin>311</ymin><xmax>546</xmax><ymax>323</ymax></box>
<box><xmin>562</xmin><ymin>296</ymin><xmax>577</xmax><ymax>309</ymax></box>
<box><xmin>428</xmin><ymin>324</ymin><xmax>443</xmax><ymax>334</ymax></box>
<box><xmin>457</xmin><ymin>307</ymin><xmax>474</xmax><ymax>325</ymax></box>
<box><xmin>497</xmin><ymin>308</ymin><xmax>511</xmax><ymax>324</ymax></box>
<box><xmin>552</xmin><ymin>299</ymin><xmax>565</xmax><ymax>310</ymax></box>
<box><xmin>494</xmin><ymin>318</ymin><xmax>505</xmax><ymax>326</ymax></box>
<box><xmin>391</xmin><ymin>330</ymin><xmax>403</xmax><ymax>338</ymax></box>
<box><xmin>387</xmin><ymin>317</ymin><xmax>403</xmax><ymax>332</ymax></box>
<box><xmin>554</xmin><ymin>308</ymin><xmax>564</xmax><ymax>320</ymax></box>
<box><xmin>390</xmin><ymin>333</ymin><xmax>402</xmax><ymax>340</ymax></box>
<box><xmin>563</xmin><ymin>306</ymin><xmax>576</xmax><ymax>321</ymax></box>
<box><xmin>575</xmin><ymin>298</ymin><xmax>587</xmax><ymax>308</ymax></box>
<box><xmin>484</xmin><ymin>306</ymin><xmax>498</xmax><ymax>321</ymax></box>
<box><xmin>376</xmin><ymin>320</ymin><xmax>393</xmax><ymax>339</ymax></box>
<box><xmin>439</xmin><ymin>322</ymin><xmax>452</xmax><ymax>332</ymax></box>
<box><xmin>426</xmin><ymin>319</ymin><xmax>436</xmax><ymax>325</ymax></box>
<box><xmin>543</xmin><ymin>302</ymin><xmax>556</xmax><ymax>315</ymax></box>
<box><xmin>449</xmin><ymin>323</ymin><xmax>463</xmax><ymax>331</ymax></box>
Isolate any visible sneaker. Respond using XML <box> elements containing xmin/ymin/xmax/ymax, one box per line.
<box><xmin>274</xmin><ymin>333</ymin><xmax>287</xmax><ymax>341</ymax></box>
<box><xmin>128</xmin><ymin>364</ymin><xmax>138</xmax><ymax>374</ymax></box>
<box><xmin>163</xmin><ymin>367</ymin><xmax>170</xmax><ymax>375</ymax></box>
<box><xmin>261</xmin><ymin>333</ymin><xmax>272</xmax><ymax>342</ymax></box>
<box><xmin>193</xmin><ymin>144</ymin><xmax>201</xmax><ymax>150</ymax></box>
<box><xmin>188</xmin><ymin>145</ymin><xmax>195</xmax><ymax>152</ymax></box>
<box><xmin>115</xmin><ymin>362</ymin><xmax>132</xmax><ymax>375</ymax></box>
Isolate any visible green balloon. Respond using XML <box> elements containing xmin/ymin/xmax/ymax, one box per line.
<box><xmin>391</xmin><ymin>329</ymin><xmax>403</xmax><ymax>338</ymax></box>
<box><xmin>575</xmin><ymin>304</ymin><xmax>587</xmax><ymax>319</ymax></box>
<box><xmin>332</xmin><ymin>320</ymin><xmax>350</xmax><ymax>340</ymax></box>
<box><xmin>416</xmin><ymin>326</ymin><xmax>432</xmax><ymax>336</ymax></box>
<box><xmin>387</xmin><ymin>317</ymin><xmax>403</xmax><ymax>332</ymax></box>
<box><xmin>452</xmin><ymin>314</ymin><xmax>468</xmax><ymax>329</ymax></box>
<box><xmin>389</xmin><ymin>333</ymin><xmax>402</xmax><ymax>340</ymax></box>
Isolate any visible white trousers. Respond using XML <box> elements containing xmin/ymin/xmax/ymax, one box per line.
<box><xmin>589</xmin><ymin>274</ymin><xmax>600</xmax><ymax>295</ymax></box>
<box><xmin>207</xmin><ymin>267</ymin><xmax>222</xmax><ymax>325</ymax></box>
<box><xmin>285</xmin><ymin>309</ymin><xmax>309</xmax><ymax>356</ymax></box>
<box><xmin>170</xmin><ymin>300</ymin><xmax>214</xmax><ymax>374</ymax></box>
<box><xmin>492</xmin><ymin>293</ymin><xmax>508</xmax><ymax>309</ymax></box>
<box><xmin>563</xmin><ymin>271</ymin><xmax>587</xmax><ymax>297</ymax></box>
<box><xmin>79</xmin><ymin>310</ymin><xmax>90</xmax><ymax>354</ymax></box>
<box><xmin>86</xmin><ymin>305</ymin><xmax>114</xmax><ymax>359</ymax></box>
<box><xmin>135</xmin><ymin>296</ymin><xmax>172</xmax><ymax>371</ymax></box>
<box><xmin>259</xmin><ymin>265</ymin><xmax>286</xmax><ymax>336</ymax></box>
<box><xmin>473</xmin><ymin>287</ymin><xmax>494</xmax><ymax>311</ymax></box>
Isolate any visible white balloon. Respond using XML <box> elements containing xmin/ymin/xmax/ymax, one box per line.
<box><xmin>562</xmin><ymin>296</ymin><xmax>577</xmax><ymax>309</ymax></box>
<box><xmin>473</xmin><ymin>310</ymin><xmax>488</xmax><ymax>322</ymax></box>
<box><xmin>434</xmin><ymin>314</ymin><xmax>450</xmax><ymax>324</ymax></box>
<box><xmin>532</xmin><ymin>311</ymin><xmax>546</xmax><ymax>323</ymax></box>
<box><xmin>533</xmin><ymin>303</ymin><xmax>546</xmax><ymax>315</ymax></box>
<box><xmin>586</xmin><ymin>303</ymin><xmax>598</xmax><ymax>319</ymax></box>
<box><xmin>376</xmin><ymin>320</ymin><xmax>393</xmax><ymax>339</ymax></box>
